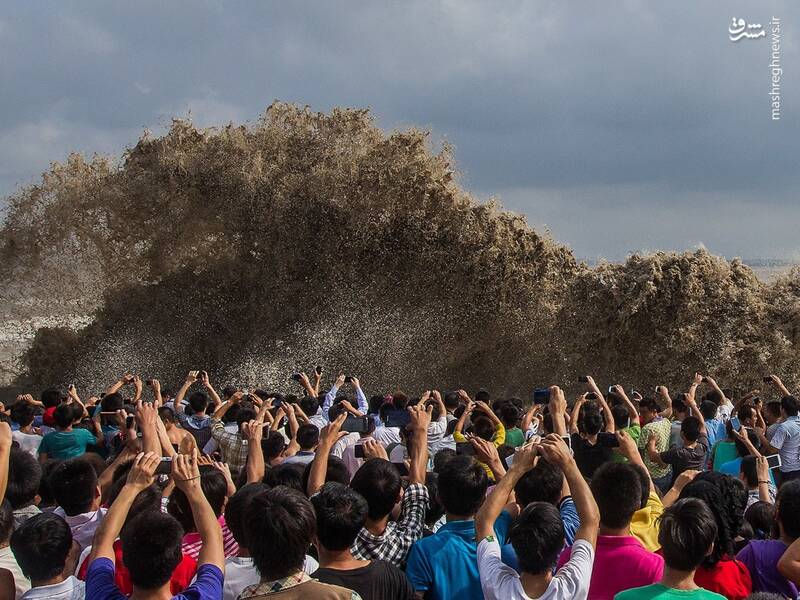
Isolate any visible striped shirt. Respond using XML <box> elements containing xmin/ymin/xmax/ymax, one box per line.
<box><xmin>181</xmin><ymin>514</ymin><xmax>239</xmax><ymax>559</ymax></box>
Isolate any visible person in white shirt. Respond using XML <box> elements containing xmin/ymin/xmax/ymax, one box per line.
<box><xmin>476</xmin><ymin>391</ymin><xmax>600</xmax><ymax>600</ymax></box>
<box><xmin>0</xmin><ymin>500</ymin><xmax>31</xmax><ymax>599</ymax></box>
<box><xmin>49</xmin><ymin>458</ymin><xmax>107</xmax><ymax>551</ymax></box>
<box><xmin>10</xmin><ymin>403</ymin><xmax>42</xmax><ymax>459</ymax></box>
<box><xmin>10</xmin><ymin>513</ymin><xmax>84</xmax><ymax>600</ymax></box>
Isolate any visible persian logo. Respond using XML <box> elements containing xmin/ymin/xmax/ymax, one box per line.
<box><xmin>728</xmin><ymin>18</ymin><xmax>765</xmax><ymax>41</ymax></box>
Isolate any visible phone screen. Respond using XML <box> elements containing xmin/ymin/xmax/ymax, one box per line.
<box><xmin>354</xmin><ymin>444</ymin><xmax>365</xmax><ymax>459</ymax></box>
<box><xmin>342</xmin><ymin>416</ymin><xmax>369</xmax><ymax>434</ymax></box>
<box><xmin>766</xmin><ymin>454</ymin><xmax>782</xmax><ymax>469</ymax></box>
<box><xmin>730</xmin><ymin>417</ymin><xmax>741</xmax><ymax>432</ymax></box>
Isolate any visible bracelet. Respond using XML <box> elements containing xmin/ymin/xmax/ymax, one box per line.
<box><xmin>758</xmin><ymin>480</ymin><xmax>771</xmax><ymax>485</ymax></box>
<box><xmin>176</xmin><ymin>475</ymin><xmax>201</xmax><ymax>482</ymax></box>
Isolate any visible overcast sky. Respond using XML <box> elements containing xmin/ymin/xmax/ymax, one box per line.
<box><xmin>1</xmin><ymin>1</ymin><xmax>797</xmax><ymax>260</ymax></box>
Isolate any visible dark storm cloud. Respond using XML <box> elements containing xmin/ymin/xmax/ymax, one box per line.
<box><xmin>0</xmin><ymin>0</ymin><xmax>797</xmax><ymax>258</ymax></box>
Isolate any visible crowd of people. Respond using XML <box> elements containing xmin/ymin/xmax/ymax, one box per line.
<box><xmin>1</xmin><ymin>368</ymin><xmax>800</xmax><ymax>600</ymax></box>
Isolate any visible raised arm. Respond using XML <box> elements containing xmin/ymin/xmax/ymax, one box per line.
<box><xmin>174</xmin><ymin>371</ymin><xmax>199</xmax><ymax>412</ymax></box>
<box><xmin>150</xmin><ymin>378</ymin><xmax>163</xmax><ymax>407</ymax></box>
<box><xmin>539</xmin><ymin>434</ymin><xmax>600</xmax><ymax>546</ymax></box>
<box><xmin>616</xmin><ymin>429</ymin><xmax>654</xmax><ymax>493</ymax></box>
<box><xmin>686</xmin><ymin>374</ymin><xmax>707</xmax><ymax>436</ymax></box>
<box><xmin>307</xmin><ymin>413</ymin><xmax>347</xmax><ymax>497</ymax></box>
<box><xmin>569</xmin><ymin>396</ymin><xmax>586</xmax><ymax>434</ymax></box>
<box><xmin>66</xmin><ymin>385</ymin><xmax>88</xmax><ymax>419</ymax></box>
<box><xmin>0</xmin><ymin>423</ymin><xmax>11</xmax><ymax>501</ymax></box>
<box><xmin>351</xmin><ymin>377</ymin><xmax>368</xmax><ymax>414</ymax></box>
<box><xmin>298</xmin><ymin>372</ymin><xmax>317</xmax><ymax>399</ymax></box>
<box><xmin>778</xmin><ymin>536</ymin><xmax>800</xmax><ymax>584</ymax></box>
<box><xmin>656</xmin><ymin>386</ymin><xmax>673</xmax><ymax>418</ymax></box>
<box><xmin>321</xmin><ymin>373</ymin><xmax>346</xmax><ymax>422</ymax></box>
<box><xmin>199</xmin><ymin>371</ymin><xmax>222</xmax><ymax>407</ymax></box>
<box><xmin>611</xmin><ymin>385</ymin><xmax>640</xmax><ymax>425</ymax></box>
<box><xmin>548</xmin><ymin>386</ymin><xmax>568</xmax><ymax>436</ymax></box>
<box><xmin>136</xmin><ymin>400</ymin><xmax>162</xmax><ymax>457</ymax></box>
<box><xmin>585</xmin><ymin>376</ymin><xmax>615</xmax><ymax>433</ymax></box>
<box><xmin>106</xmin><ymin>373</ymin><xmax>133</xmax><ymax>396</ymax></box>
<box><xmin>407</xmin><ymin>403</ymin><xmax>432</xmax><ymax>485</ymax></box>
<box><xmin>243</xmin><ymin>419</ymin><xmax>266</xmax><ymax>484</ymax></box>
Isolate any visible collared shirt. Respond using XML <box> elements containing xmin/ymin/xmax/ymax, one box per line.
<box><xmin>12</xmin><ymin>505</ymin><xmax>41</xmax><ymax>530</ymax></box>
<box><xmin>282</xmin><ymin>451</ymin><xmax>316</xmax><ymax>466</ymax></box>
<box><xmin>21</xmin><ymin>576</ymin><xmax>84</xmax><ymax>600</ymax></box>
<box><xmin>239</xmin><ymin>571</ymin><xmax>360</xmax><ymax>599</ymax></box>
<box><xmin>0</xmin><ymin>544</ymin><xmax>30</xmax><ymax>599</ymax></box>
<box><xmin>54</xmin><ymin>507</ymin><xmax>107</xmax><ymax>551</ymax></box>
<box><xmin>210</xmin><ymin>420</ymin><xmax>247</xmax><ymax>474</ymax></box>
<box><xmin>175</xmin><ymin>411</ymin><xmax>214</xmax><ymax>449</ymax></box>
<box><xmin>771</xmin><ymin>415</ymin><xmax>800</xmax><ymax>472</ymax></box>
<box><xmin>203</xmin><ymin>422</ymin><xmax>238</xmax><ymax>454</ymax></box>
<box><xmin>352</xmin><ymin>482</ymin><xmax>429</xmax><ymax>567</ymax></box>
<box><xmin>630</xmin><ymin>491</ymin><xmax>665</xmax><ymax>552</ymax></box>
<box><xmin>223</xmin><ymin>555</ymin><xmax>318</xmax><ymax>600</ymax></box>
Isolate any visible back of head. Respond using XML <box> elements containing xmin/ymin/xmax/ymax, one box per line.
<box><xmin>443</xmin><ymin>391</ymin><xmax>460</xmax><ymax>411</ymax></box>
<box><xmin>263</xmin><ymin>462</ymin><xmax>306</xmax><ymax>493</ymax></box>
<box><xmin>611</xmin><ymin>404</ymin><xmax>630</xmax><ymax>430</ymax></box>
<box><xmin>672</xmin><ymin>394</ymin><xmax>688</xmax><ymax>416</ymax></box>
<box><xmin>350</xmin><ymin>459</ymin><xmax>402</xmax><ymax>520</ymax></box>
<box><xmin>262</xmin><ymin>430</ymin><xmax>287</xmax><ymax>461</ymax></box>
<box><xmin>510</xmin><ymin>502</ymin><xmax>565</xmax><ymax>575</ymax></box>
<box><xmin>50</xmin><ymin>457</ymin><xmax>98</xmax><ymax>516</ymax></box>
<box><xmin>10</xmin><ymin>402</ymin><xmax>35</xmax><ymax>428</ymax></box>
<box><xmin>188</xmin><ymin>391</ymin><xmax>210</xmax><ymax>414</ymax></box>
<box><xmin>311</xmin><ymin>482</ymin><xmax>368</xmax><ymax>550</ymax></box>
<box><xmin>100</xmin><ymin>392</ymin><xmax>124</xmax><ymax>412</ymax></box>
<box><xmin>658</xmin><ymin>498</ymin><xmax>717</xmax><ymax>572</ymax></box>
<box><xmin>158</xmin><ymin>406</ymin><xmax>176</xmax><ymax>424</ymax></box>
<box><xmin>699</xmin><ymin>400</ymin><xmax>718</xmax><ymax>421</ymax></box>
<box><xmin>580</xmin><ymin>407</ymin><xmax>603</xmax><ymax>436</ymax></box>
<box><xmin>167</xmin><ymin>469</ymin><xmax>227</xmax><ymax>531</ymax></box>
<box><xmin>235</xmin><ymin>407</ymin><xmax>257</xmax><ymax>430</ymax></box>
<box><xmin>472</xmin><ymin>415</ymin><xmax>495</xmax><ymax>441</ymax></box>
<box><xmin>734</xmin><ymin>429</ymin><xmax>761</xmax><ymax>459</ymax></box>
<box><xmin>302</xmin><ymin>455</ymin><xmax>350</xmax><ymax>491</ymax></box>
<box><xmin>514</xmin><ymin>459</ymin><xmax>564</xmax><ymax>507</ymax></box>
<box><xmin>782</xmin><ymin>395</ymin><xmax>800</xmax><ymax>417</ymax></box>
<box><xmin>247</xmin><ymin>486</ymin><xmax>316</xmax><ymax>581</ymax></box>
<box><xmin>500</xmin><ymin>403</ymin><xmax>520</xmax><ymax>429</ymax></box>
<box><xmin>299</xmin><ymin>395</ymin><xmax>319</xmax><ymax>417</ymax></box>
<box><xmin>433</xmin><ymin>448</ymin><xmax>456</xmax><ymax>473</ymax></box>
<box><xmin>703</xmin><ymin>389</ymin><xmax>723</xmax><ymax>405</ymax></box>
<box><xmin>437</xmin><ymin>455</ymin><xmax>488</xmax><ymax>517</ymax></box>
<box><xmin>392</xmin><ymin>392</ymin><xmax>409</xmax><ymax>411</ymax></box>
<box><xmin>590</xmin><ymin>462</ymin><xmax>642</xmax><ymax>529</ymax></box>
<box><xmin>777</xmin><ymin>480</ymin><xmax>800</xmax><ymax>539</ymax></box>
<box><xmin>53</xmin><ymin>403</ymin><xmax>74</xmax><ymax>428</ymax></box>
<box><xmin>739</xmin><ymin>455</ymin><xmax>759</xmax><ymax>487</ymax></box>
<box><xmin>7</xmin><ymin>447</ymin><xmax>42</xmax><ymax>509</ymax></box>
<box><xmin>0</xmin><ymin>500</ymin><xmax>13</xmax><ymax>544</ymax></box>
<box><xmin>296</xmin><ymin>424</ymin><xmax>319</xmax><ymax>450</ymax></box>
<box><xmin>41</xmin><ymin>387</ymin><xmax>66</xmax><ymax>408</ymax></box>
<box><xmin>121</xmin><ymin>511</ymin><xmax>184</xmax><ymax>590</ymax></box>
<box><xmin>226</xmin><ymin>483</ymin><xmax>268</xmax><ymax>547</ymax></box>
<box><xmin>745</xmin><ymin>501</ymin><xmax>775</xmax><ymax>540</ymax></box>
<box><xmin>475</xmin><ymin>389</ymin><xmax>491</xmax><ymax>404</ymax></box>
<box><xmin>10</xmin><ymin>513</ymin><xmax>73</xmax><ymax>582</ymax></box>
<box><xmin>737</xmin><ymin>404</ymin><xmax>757</xmax><ymax>424</ymax></box>
<box><xmin>766</xmin><ymin>401</ymin><xmax>782</xmax><ymax>419</ymax></box>
<box><xmin>681</xmin><ymin>416</ymin><xmax>701</xmax><ymax>442</ymax></box>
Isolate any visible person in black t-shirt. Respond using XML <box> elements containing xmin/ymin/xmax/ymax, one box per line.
<box><xmin>311</xmin><ymin>482</ymin><xmax>414</xmax><ymax>600</ymax></box>
<box><xmin>569</xmin><ymin>391</ymin><xmax>616</xmax><ymax>479</ymax></box>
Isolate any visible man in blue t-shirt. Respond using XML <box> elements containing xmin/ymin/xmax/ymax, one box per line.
<box><xmin>406</xmin><ymin>454</ymin><xmax>513</xmax><ymax>600</ymax></box>
<box><xmin>84</xmin><ymin>450</ymin><xmax>225</xmax><ymax>600</ymax></box>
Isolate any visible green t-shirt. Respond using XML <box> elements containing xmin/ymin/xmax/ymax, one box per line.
<box><xmin>615</xmin><ymin>584</ymin><xmax>726</xmax><ymax>600</ymax></box>
<box><xmin>38</xmin><ymin>428</ymin><xmax>95</xmax><ymax>459</ymax></box>
<box><xmin>613</xmin><ymin>424</ymin><xmax>642</xmax><ymax>462</ymax></box>
<box><xmin>504</xmin><ymin>427</ymin><xmax>525</xmax><ymax>448</ymax></box>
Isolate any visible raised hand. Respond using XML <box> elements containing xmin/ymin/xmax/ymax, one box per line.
<box><xmin>362</xmin><ymin>439</ymin><xmax>389</xmax><ymax>461</ymax></box>
<box><xmin>126</xmin><ymin>452</ymin><xmax>160</xmax><ymax>491</ymax></box>
<box><xmin>538</xmin><ymin>434</ymin><xmax>573</xmax><ymax>469</ymax></box>
<box><xmin>172</xmin><ymin>449</ymin><xmax>201</xmax><ymax>492</ymax></box>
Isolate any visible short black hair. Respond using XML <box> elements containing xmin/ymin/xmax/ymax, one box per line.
<box><xmin>302</xmin><ymin>455</ymin><xmax>350</xmax><ymax>492</ymax></box>
<box><xmin>590</xmin><ymin>462</ymin><xmax>642</xmax><ymax>529</ymax></box>
<box><xmin>311</xmin><ymin>482</ymin><xmax>368</xmax><ymax>550</ymax></box>
<box><xmin>782</xmin><ymin>395</ymin><xmax>799</xmax><ymax>417</ymax></box>
<box><xmin>472</xmin><ymin>416</ymin><xmax>496</xmax><ymax>441</ymax></box>
<box><xmin>580</xmin><ymin>407</ymin><xmax>603</xmax><ymax>436</ymax></box>
<box><xmin>681</xmin><ymin>416</ymin><xmax>701</xmax><ymax>442</ymax></box>
<box><xmin>50</xmin><ymin>457</ymin><xmax>98</xmax><ymax>516</ymax></box>
<box><xmin>53</xmin><ymin>403</ymin><xmax>74</xmax><ymax>428</ymax></box>
<box><xmin>263</xmin><ymin>462</ymin><xmax>306</xmax><ymax>493</ymax></box>
<box><xmin>475</xmin><ymin>389</ymin><xmax>491</xmax><ymax>403</ymax></box>
<box><xmin>611</xmin><ymin>404</ymin><xmax>630</xmax><ymax>430</ymax></box>
<box><xmin>41</xmin><ymin>387</ymin><xmax>66</xmax><ymax>408</ymax></box>
<box><xmin>699</xmin><ymin>401</ymin><xmax>718</xmax><ymax>421</ymax></box>
<box><xmin>37</xmin><ymin>459</ymin><xmax>63</xmax><ymax>508</ymax></box>
<box><xmin>167</xmin><ymin>469</ymin><xmax>227</xmax><ymax>532</ymax></box>
<box><xmin>638</xmin><ymin>397</ymin><xmax>660</xmax><ymax>413</ymax></box>
<box><xmin>437</xmin><ymin>455</ymin><xmax>488</xmax><ymax>516</ymax></box>
<box><xmin>658</xmin><ymin>498</ymin><xmax>717</xmax><ymax>571</ymax></box>
<box><xmin>10</xmin><ymin>513</ymin><xmax>73</xmax><ymax>581</ymax></box>
<box><xmin>300</xmin><ymin>395</ymin><xmax>319</xmax><ymax>417</ymax></box>
<box><xmin>500</xmin><ymin>403</ymin><xmax>520</xmax><ymax>429</ymax></box>
<box><xmin>6</xmin><ymin>447</ymin><xmax>42</xmax><ymax>509</ymax></box>
<box><xmin>514</xmin><ymin>459</ymin><xmax>564</xmax><ymax>507</ymax></box>
<box><xmin>226</xmin><ymin>483</ymin><xmax>268</xmax><ymax>547</ymax></box>
<box><xmin>0</xmin><ymin>500</ymin><xmax>13</xmax><ymax>544</ymax></box>
<box><xmin>121</xmin><ymin>511</ymin><xmax>184</xmax><ymax>589</ymax></box>
<box><xmin>222</xmin><ymin>385</ymin><xmax>238</xmax><ymax>399</ymax></box>
<box><xmin>188</xmin><ymin>391</ymin><xmax>210</xmax><ymax>414</ymax></box>
<box><xmin>101</xmin><ymin>392</ymin><xmax>124</xmax><ymax>412</ymax></box>
<box><xmin>737</xmin><ymin>404</ymin><xmax>757</xmax><ymax>423</ymax></box>
<box><xmin>158</xmin><ymin>406</ymin><xmax>176</xmax><ymax>423</ymax></box>
<box><xmin>248</xmin><ymin>486</ymin><xmax>316</xmax><ymax>581</ymax></box>
<box><xmin>350</xmin><ymin>459</ymin><xmax>402</xmax><ymax>520</ymax></box>
<box><xmin>443</xmin><ymin>392</ymin><xmax>460</xmax><ymax>410</ymax></box>
<box><xmin>433</xmin><ymin>448</ymin><xmax>456</xmax><ymax>473</ymax></box>
<box><xmin>10</xmin><ymin>402</ymin><xmax>35</xmax><ymax>427</ymax></box>
<box><xmin>744</xmin><ymin>501</ymin><xmax>774</xmax><ymax>540</ymax></box>
<box><xmin>235</xmin><ymin>407</ymin><xmax>257</xmax><ymax>430</ymax></box>
<box><xmin>777</xmin><ymin>480</ymin><xmax>800</xmax><ymax>539</ymax></box>
<box><xmin>296</xmin><ymin>424</ymin><xmax>320</xmax><ymax>450</ymax></box>
<box><xmin>510</xmin><ymin>502</ymin><xmax>565</xmax><ymax>574</ymax></box>
<box><xmin>766</xmin><ymin>401</ymin><xmax>782</xmax><ymax>418</ymax></box>
<box><xmin>262</xmin><ymin>431</ymin><xmax>287</xmax><ymax>461</ymax></box>
<box><xmin>672</xmin><ymin>394</ymin><xmax>689</xmax><ymax>415</ymax></box>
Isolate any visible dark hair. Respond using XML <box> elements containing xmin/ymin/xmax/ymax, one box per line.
<box><xmin>638</xmin><ymin>397</ymin><xmax>660</xmax><ymax>414</ymax></box>
<box><xmin>510</xmin><ymin>502</ymin><xmax>565</xmax><ymax>574</ymax></box>
<box><xmin>433</xmin><ymin>448</ymin><xmax>456</xmax><ymax>473</ymax></box>
<box><xmin>782</xmin><ymin>395</ymin><xmax>799</xmax><ymax>417</ymax></box>
<box><xmin>50</xmin><ymin>458</ymin><xmax>98</xmax><ymax>516</ymax></box>
<box><xmin>300</xmin><ymin>395</ymin><xmax>320</xmax><ymax>417</ymax></box>
<box><xmin>262</xmin><ymin>431</ymin><xmax>287</xmax><ymax>461</ymax></box>
<box><xmin>10</xmin><ymin>513</ymin><xmax>73</xmax><ymax>581</ymax></box>
<box><xmin>225</xmin><ymin>483</ymin><xmax>268</xmax><ymax>547</ymax></box>
<box><xmin>765</xmin><ymin>401</ymin><xmax>782</xmax><ymax>418</ymax></box>
<box><xmin>680</xmin><ymin>471</ymin><xmax>746</xmax><ymax>567</ymax></box>
<box><xmin>475</xmin><ymin>389</ymin><xmax>491</xmax><ymax>403</ymax></box>
<box><xmin>658</xmin><ymin>498</ymin><xmax>717</xmax><ymax>571</ymax></box>
<box><xmin>158</xmin><ymin>406</ymin><xmax>176</xmax><ymax>423</ymax></box>
<box><xmin>302</xmin><ymin>455</ymin><xmax>350</xmax><ymax>493</ymax></box>
<box><xmin>222</xmin><ymin>385</ymin><xmax>238</xmax><ymax>399</ymax></box>
<box><xmin>327</xmin><ymin>402</ymin><xmax>347</xmax><ymax>422</ymax></box>
<box><xmin>611</xmin><ymin>404</ymin><xmax>630</xmax><ymax>430</ymax></box>
<box><xmin>10</xmin><ymin>402</ymin><xmax>35</xmax><ymax>427</ymax></box>
<box><xmin>735</xmin><ymin>430</ymin><xmax>761</xmax><ymax>461</ymax></box>
<box><xmin>350</xmin><ymin>459</ymin><xmax>402</xmax><ymax>520</ymax></box>
<box><xmin>235</xmin><ymin>407</ymin><xmax>257</xmax><ymax>430</ymax></box>
<box><xmin>53</xmin><ymin>403</ymin><xmax>74</xmax><ymax>428</ymax></box>
<box><xmin>472</xmin><ymin>416</ymin><xmax>495</xmax><ymax>441</ymax></box>
<box><xmin>777</xmin><ymin>480</ymin><xmax>800</xmax><ymax>539</ymax></box>
<box><xmin>681</xmin><ymin>416</ymin><xmax>701</xmax><ymax>442</ymax></box>
<box><xmin>121</xmin><ymin>511</ymin><xmax>184</xmax><ymax>589</ymax></box>
<box><xmin>745</xmin><ymin>501</ymin><xmax>774</xmax><ymax>541</ymax></box>
<box><xmin>263</xmin><ymin>462</ymin><xmax>306</xmax><ymax>493</ymax></box>
<box><xmin>296</xmin><ymin>424</ymin><xmax>320</xmax><ymax>450</ymax></box>
<box><xmin>0</xmin><ymin>500</ymin><xmax>13</xmax><ymax>544</ymax></box>
<box><xmin>311</xmin><ymin>482</ymin><xmax>368</xmax><ymax>550</ymax></box>
<box><xmin>248</xmin><ymin>486</ymin><xmax>316</xmax><ymax>580</ymax></box>
<box><xmin>514</xmin><ymin>459</ymin><xmax>564</xmax><ymax>507</ymax></box>
<box><xmin>37</xmin><ymin>459</ymin><xmax>63</xmax><ymax>508</ymax></box>
<box><xmin>41</xmin><ymin>387</ymin><xmax>66</xmax><ymax>408</ymax></box>
<box><xmin>590</xmin><ymin>462</ymin><xmax>642</xmax><ymax>529</ymax></box>
<box><xmin>500</xmin><ymin>403</ymin><xmax>520</xmax><ymax>429</ymax></box>
<box><xmin>437</xmin><ymin>455</ymin><xmax>488</xmax><ymax>516</ymax></box>
<box><xmin>167</xmin><ymin>469</ymin><xmax>227</xmax><ymax>532</ymax></box>
<box><xmin>101</xmin><ymin>392</ymin><xmax>124</xmax><ymax>412</ymax></box>
<box><xmin>392</xmin><ymin>392</ymin><xmax>409</xmax><ymax>411</ymax></box>
<box><xmin>580</xmin><ymin>407</ymin><xmax>603</xmax><ymax>436</ymax></box>
<box><xmin>737</xmin><ymin>404</ymin><xmax>757</xmax><ymax>423</ymax></box>
<box><xmin>631</xmin><ymin>463</ymin><xmax>651</xmax><ymax>509</ymax></box>
<box><xmin>699</xmin><ymin>401</ymin><xmax>718</xmax><ymax>421</ymax></box>
<box><xmin>424</xmin><ymin>472</ymin><xmax>445</xmax><ymax>528</ymax></box>
<box><xmin>6</xmin><ymin>448</ymin><xmax>42</xmax><ymax>508</ymax></box>
<box><xmin>704</xmin><ymin>390</ymin><xmax>723</xmax><ymax>405</ymax></box>
<box><xmin>188</xmin><ymin>391</ymin><xmax>209</xmax><ymax>414</ymax></box>
<box><xmin>443</xmin><ymin>392</ymin><xmax>460</xmax><ymax>411</ymax></box>
<box><xmin>672</xmin><ymin>394</ymin><xmax>688</xmax><ymax>415</ymax></box>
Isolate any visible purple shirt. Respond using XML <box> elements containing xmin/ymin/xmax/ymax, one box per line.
<box><xmin>85</xmin><ymin>557</ymin><xmax>223</xmax><ymax>600</ymax></box>
<box><xmin>557</xmin><ymin>535</ymin><xmax>664</xmax><ymax>600</ymax></box>
<box><xmin>737</xmin><ymin>539</ymin><xmax>798</xmax><ymax>599</ymax></box>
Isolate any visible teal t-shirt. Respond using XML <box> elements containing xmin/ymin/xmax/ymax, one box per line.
<box><xmin>504</xmin><ymin>427</ymin><xmax>525</xmax><ymax>448</ymax></box>
<box><xmin>616</xmin><ymin>583</ymin><xmax>726</xmax><ymax>600</ymax></box>
<box><xmin>38</xmin><ymin>428</ymin><xmax>95</xmax><ymax>459</ymax></box>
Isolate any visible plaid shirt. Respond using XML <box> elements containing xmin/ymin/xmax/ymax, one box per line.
<box><xmin>239</xmin><ymin>571</ymin><xmax>361</xmax><ymax>599</ymax></box>
<box><xmin>351</xmin><ymin>482</ymin><xmax>429</xmax><ymax>567</ymax></box>
<box><xmin>211</xmin><ymin>420</ymin><xmax>248</xmax><ymax>475</ymax></box>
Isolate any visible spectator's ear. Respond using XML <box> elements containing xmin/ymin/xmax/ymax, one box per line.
<box><xmin>704</xmin><ymin>542</ymin><xmax>714</xmax><ymax>557</ymax></box>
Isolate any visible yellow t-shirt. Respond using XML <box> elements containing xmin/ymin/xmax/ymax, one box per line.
<box><xmin>630</xmin><ymin>490</ymin><xmax>664</xmax><ymax>551</ymax></box>
<box><xmin>453</xmin><ymin>423</ymin><xmax>506</xmax><ymax>481</ymax></box>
